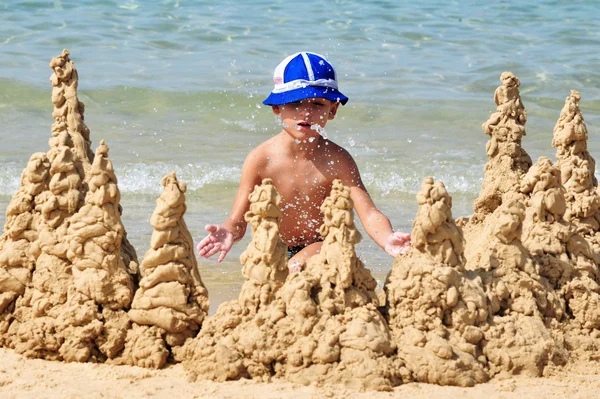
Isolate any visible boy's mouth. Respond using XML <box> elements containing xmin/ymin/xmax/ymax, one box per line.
<box><xmin>297</xmin><ymin>121</ymin><xmax>311</xmax><ymax>128</ymax></box>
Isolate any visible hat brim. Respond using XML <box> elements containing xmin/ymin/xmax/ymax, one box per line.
<box><xmin>263</xmin><ymin>86</ymin><xmax>349</xmax><ymax>106</ymax></box>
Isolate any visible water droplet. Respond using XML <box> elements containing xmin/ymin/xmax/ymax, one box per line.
<box><xmin>310</xmin><ymin>124</ymin><xmax>327</xmax><ymax>139</ymax></box>
<box><xmin>348</xmin><ymin>137</ymin><xmax>355</xmax><ymax>146</ymax></box>
<box><xmin>407</xmin><ymin>138</ymin><xmax>412</xmax><ymax>143</ymax></box>
<box><xmin>153</xmin><ymin>108</ymin><xmax>157</xmax><ymax>112</ymax></box>
<box><xmin>308</xmin><ymin>137</ymin><xmax>315</xmax><ymax>143</ymax></box>
<box><xmin>295</xmin><ymin>139</ymin><xmax>301</xmax><ymax>144</ymax></box>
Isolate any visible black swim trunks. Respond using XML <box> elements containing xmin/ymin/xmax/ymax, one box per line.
<box><xmin>287</xmin><ymin>244</ymin><xmax>307</xmax><ymax>259</ymax></box>
<box><xmin>287</xmin><ymin>239</ymin><xmax>323</xmax><ymax>259</ymax></box>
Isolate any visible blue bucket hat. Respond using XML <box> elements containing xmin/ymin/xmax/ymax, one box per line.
<box><xmin>263</xmin><ymin>52</ymin><xmax>349</xmax><ymax>106</ymax></box>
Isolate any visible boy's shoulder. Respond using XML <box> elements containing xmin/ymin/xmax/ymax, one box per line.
<box><xmin>244</xmin><ymin>136</ymin><xmax>357</xmax><ymax>173</ymax></box>
<box><xmin>248</xmin><ymin>135</ymin><xmax>280</xmax><ymax>158</ymax></box>
<box><xmin>254</xmin><ymin>136</ymin><xmax>354</xmax><ymax>158</ymax></box>
<box><xmin>318</xmin><ymin>139</ymin><xmax>356</xmax><ymax>163</ymax></box>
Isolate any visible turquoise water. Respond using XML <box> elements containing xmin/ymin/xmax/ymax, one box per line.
<box><xmin>1</xmin><ymin>0</ymin><xmax>599</xmax><ymax>311</ymax></box>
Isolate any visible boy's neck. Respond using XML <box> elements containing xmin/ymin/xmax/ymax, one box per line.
<box><xmin>279</xmin><ymin>130</ymin><xmax>325</xmax><ymax>159</ymax></box>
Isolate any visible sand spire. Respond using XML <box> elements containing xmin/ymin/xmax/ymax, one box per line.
<box><xmin>180</xmin><ymin>178</ymin><xmax>289</xmax><ymax>380</ymax></box>
<box><xmin>552</xmin><ymin>91</ymin><xmax>600</xmax><ymax>238</ymax></box>
<box><xmin>0</xmin><ymin>153</ymin><xmax>50</xmax><ymax>322</ymax></box>
<box><xmin>66</xmin><ymin>140</ymin><xmax>134</xmax><ymax>308</ymax></box>
<box><xmin>473</xmin><ymin>72</ymin><xmax>532</xmax><ymax>221</ymax></box>
<box><xmin>50</xmin><ymin>49</ymin><xmax>94</xmax><ymax>174</ymax></box>
<box><xmin>120</xmin><ymin>173</ymin><xmax>209</xmax><ymax>368</ymax></box>
<box><xmin>238</xmin><ymin>178</ymin><xmax>288</xmax><ymax>313</ymax></box>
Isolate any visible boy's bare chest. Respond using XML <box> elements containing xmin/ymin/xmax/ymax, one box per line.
<box><xmin>263</xmin><ymin>157</ymin><xmax>333</xmax><ymax>196</ymax></box>
<box><xmin>259</xmin><ymin>156</ymin><xmax>337</xmax><ymax>244</ymax></box>
<box><xmin>262</xmin><ymin>159</ymin><xmax>334</xmax><ymax>209</ymax></box>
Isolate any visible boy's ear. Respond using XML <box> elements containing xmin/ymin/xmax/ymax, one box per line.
<box><xmin>272</xmin><ymin>105</ymin><xmax>281</xmax><ymax>115</ymax></box>
<box><xmin>328</xmin><ymin>102</ymin><xmax>340</xmax><ymax>120</ymax></box>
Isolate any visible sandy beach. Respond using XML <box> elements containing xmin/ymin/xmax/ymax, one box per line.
<box><xmin>1</xmin><ymin>348</ymin><xmax>599</xmax><ymax>399</ymax></box>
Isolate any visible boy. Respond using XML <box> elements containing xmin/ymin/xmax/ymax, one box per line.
<box><xmin>197</xmin><ymin>52</ymin><xmax>411</xmax><ymax>272</ymax></box>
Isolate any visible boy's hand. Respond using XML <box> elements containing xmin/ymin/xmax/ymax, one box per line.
<box><xmin>384</xmin><ymin>231</ymin><xmax>412</xmax><ymax>257</ymax></box>
<box><xmin>197</xmin><ymin>224</ymin><xmax>234</xmax><ymax>263</ymax></box>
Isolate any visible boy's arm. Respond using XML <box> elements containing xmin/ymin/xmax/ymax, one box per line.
<box><xmin>336</xmin><ymin>150</ymin><xmax>411</xmax><ymax>257</ymax></box>
<box><xmin>197</xmin><ymin>149</ymin><xmax>263</xmax><ymax>262</ymax></box>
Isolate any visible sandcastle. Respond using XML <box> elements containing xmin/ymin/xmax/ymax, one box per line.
<box><xmin>0</xmin><ymin>50</ymin><xmax>138</xmax><ymax>361</ymax></box>
<box><xmin>181</xmin><ymin>179</ymin><xmax>408</xmax><ymax>391</ymax></box>
<box><xmin>1</xmin><ymin>52</ymin><xmax>600</xmax><ymax>391</ymax></box>
<box><xmin>0</xmin><ymin>50</ymin><xmax>208</xmax><ymax>365</ymax></box>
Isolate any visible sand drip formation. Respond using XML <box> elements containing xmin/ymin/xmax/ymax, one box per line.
<box><xmin>1</xmin><ymin>51</ymin><xmax>600</xmax><ymax>390</ymax></box>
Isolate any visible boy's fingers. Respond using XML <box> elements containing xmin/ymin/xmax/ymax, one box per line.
<box><xmin>217</xmin><ymin>250</ymin><xmax>227</xmax><ymax>263</ymax></box>
<box><xmin>199</xmin><ymin>230</ymin><xmax>223</xmax><ymax>247</ymax></box>
<box><xmin>200</xmin><ymin>242</ymin><xmax>217</xmax><ymax>257</ymax></box>
<box><xmin>394</xmin><ymin>231</ymin><xmax>411</xmax><ymax>241</ymax></box>
<box><xmin>203</xmin><ymin>246</ymin><xmax>221</xmax><ymax>258</ymax></box>
<box><xmin>197</xmin><ymin>237</ymin><xmax>209</xmax><ymax>249</ymax></box>
<box><xmin>205</xmin><ymin>224</ymin><xmax>218</xmax><ymax>233</ymax></box>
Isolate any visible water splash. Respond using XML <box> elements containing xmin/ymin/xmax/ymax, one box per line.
<box><xmin>310</xmin><ymin>124</ymin><xmax>327</xmax><ymax>139</ymax></box>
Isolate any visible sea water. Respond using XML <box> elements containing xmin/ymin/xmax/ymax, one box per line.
<box><xmin>1</xmin><ymin>0</ymin><xmax>599</xmax><ymax>313</ymax></box>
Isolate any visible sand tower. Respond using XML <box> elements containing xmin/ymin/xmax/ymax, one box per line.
<box><xmin>385</xmin><ymin>177</ymin><xmax>489</xmax><ymax>386</ymax></box>
<box><xmin>180</xmin><ymin>178</ymin><xmax>288</xmax><ymax>380</ymax></box>
<box><xmin>119</xmin><ymin>173</ymin><xmax>209</xmax><ymax>368</ymax></box>
<box><xmin>473</xmin><ymin>72</ymin><xmax>532</xmax><ymax>222</ymax></box>
<box><xmin>519</xmin><ymin>157</ymin><xmax>600</xmax><ymax>330</ymax></box>
<box><xmin>183</xmin><ymin>179</ymin><xmax>407</xmax><ymax>390</ymax></box>
<box><xmin>552</xmin><ymin>91</ymin><xmax>600</xmax><ymax>240</ymax></box>
<box><xmin>0</xmin><ymin>50</ymin><xmax>138</xmax><ymax>362</ymax></box>
<box><xmin>238</xmin><ymin>178</ymin><xmax>289</xmax><ymax>313</ymax></box>
<box><xmin>468</xmin><ymin>194</ymin><xmax>567</xmax><ymax>377</ymax></box>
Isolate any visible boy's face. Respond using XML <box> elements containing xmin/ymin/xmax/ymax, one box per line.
<box><xmin>272</xmin><ymin>97</ymin><xmax>340</xmax><ymax>139</ymax></box>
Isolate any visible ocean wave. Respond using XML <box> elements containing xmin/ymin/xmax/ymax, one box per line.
<box><xmin>362</xmin><ymin>161</ymin><xmax>484</xmax><ymax>197</ymax></box>
<box><xmin>0</xmin><ymin>161</ymin><xmax>241</xmax><ymax>197</ymax></box>
<box><xmin>0</xmin><ymin>159</ymin><xmax>484</xmax><ymax>198</ymax></box>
